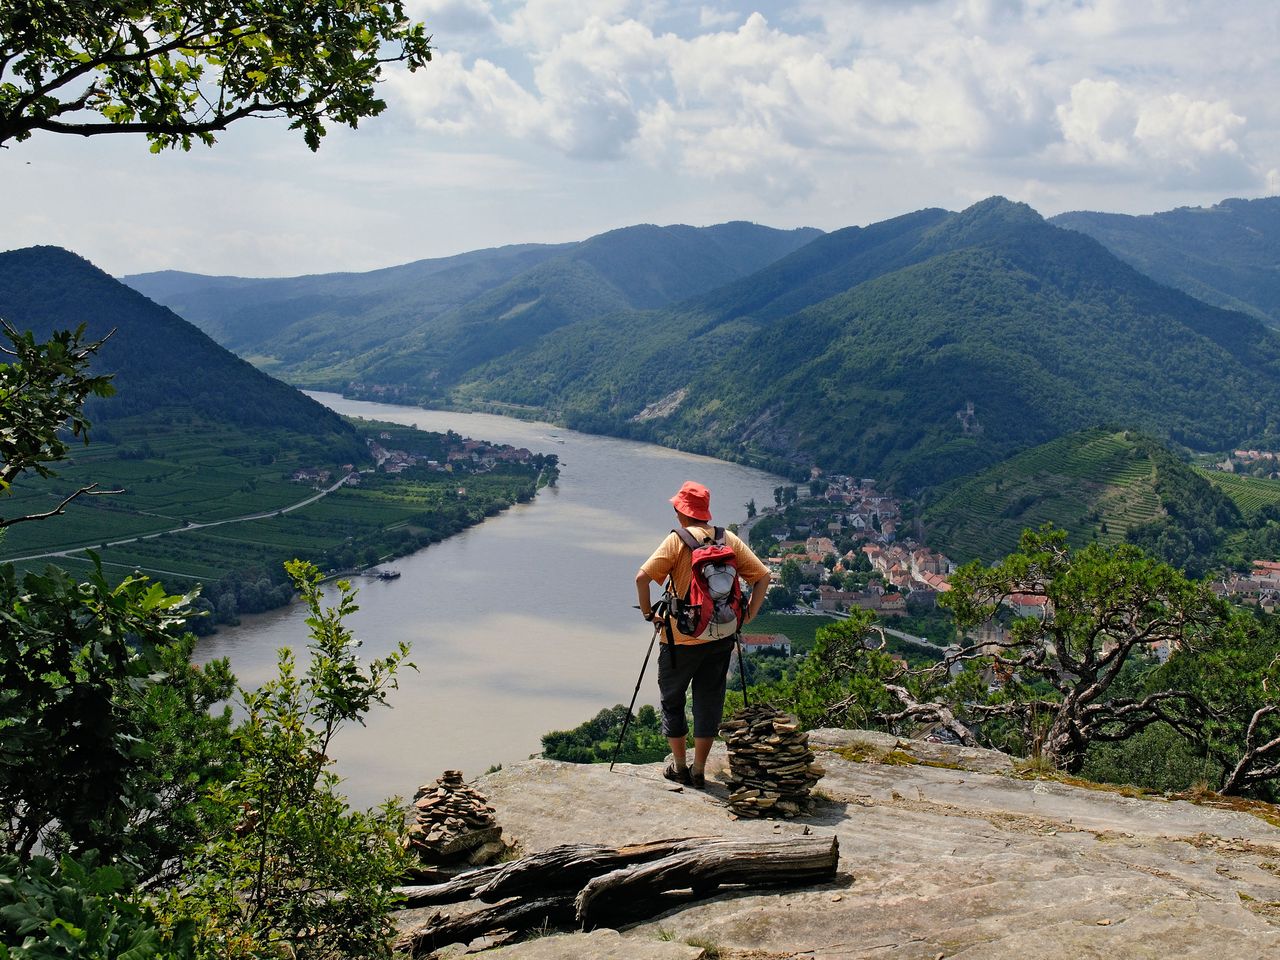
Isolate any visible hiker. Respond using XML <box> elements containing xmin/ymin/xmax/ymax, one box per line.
<box><xmin>635</xmin><ymin>480</ymin><xmax>770</xmax><ymax>788</ymax></box>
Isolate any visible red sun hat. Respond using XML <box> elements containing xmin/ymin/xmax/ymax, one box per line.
<box><xmin>670</xmin><ymin>480</ymin><xmax>712</xmax><ymax>522</ymax></box>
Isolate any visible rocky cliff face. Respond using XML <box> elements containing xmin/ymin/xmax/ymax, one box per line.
<box><xmin>414</xmin><ymin>730</ymin><xmax>1280</xmax><ymax>959</ymax></box>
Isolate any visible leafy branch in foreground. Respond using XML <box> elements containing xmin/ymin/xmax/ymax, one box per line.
<box><xmin>167</xmin><ymin>560</ymin><xmax>414</xmax><ymax>960</ymax></box>
<box><xmin>0</xmin><ymin>1</ymin><xmax>432</xmax><ymax>150</ymax></box>
<box><xmin>0</xmin><ymin>319</ymin><xmax>119</xmax><ymax>527</ymax></box>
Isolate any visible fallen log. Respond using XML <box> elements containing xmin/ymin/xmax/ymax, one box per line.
<box><xmin>394</xmin><ymin>863</ymin><xmax>507</xmax><ymax>907</ymax></box>
<box><xmin>395</xmin><ymin>835</ymin><xmax>841</xmax><ymax>955</ymax></box>
<box><xmin>574</xmin><ymin>835</ymin><xmax>839</xmax><ymax>924</ymax></box>
<box><xmin>475</xmin><ymin>837</ymin><xmax>715</xmax><ymax>901</ymax></box>
<box><xmin>397</xmin><ymin>896</ymin><xmax>575</xmax><ymax>958</ymax></box>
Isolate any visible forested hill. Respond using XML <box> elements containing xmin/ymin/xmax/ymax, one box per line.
<box><xmin>1051</xmin><ymin>196</ymin><xmax>1280</xmax><ymax>327</ymax></box>
<box><xmin>922</xmin><ymin>428</ymin><xmax>1245</xmax><ymax>575</ymax></box>
<box><xmin>125</xmin><ymin>221</ymin><xmax>822</xmax><ymax>392</ymax></box>
<box><xmin>0</xmin><ymin>245</ymin><xmax>361</xmax><ymax>459</ymax></box>
<box><xmin>458</xmin><ymin>198</ymin><xmax>1280</xmax><ymax>488</ymax></box>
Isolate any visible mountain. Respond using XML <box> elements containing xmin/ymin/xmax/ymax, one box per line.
<box><xmin>125</xmin><ymin>221</ymin><xmax>823</xmax><ymax>391</ymax></box>
<box><xmin>0</xmin><ymin>245</ymin><xmax>364</xmax><ymax>558</ymax></box>
<box><xmin>922</xmin><ymin>428</ymin><xmax>1243</xmax><ymax>574</ymax></box>
<box><xmin>458</xmin><ymin>198</ymin><xmax>1280</xmax><ymax>488</ymax></box>
<box><xmin>1</xmin><ymin>246</ymin><xmax>360</xmax><ymax>445</ymax></box>
<box><xmin>124</xmin><ymin>241</ymin><xmax>573</xmax><ymax>373</ymax></box>
<box><xmin>1051</xmin><ymin>196</ymin><xmax>1280</xmax><ymax>327</ymax></box>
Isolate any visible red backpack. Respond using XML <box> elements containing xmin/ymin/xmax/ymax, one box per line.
<box><xmin>670</xmin><ymin>526</ymin><xmax>746</xmax><ymax>640</ymax></box>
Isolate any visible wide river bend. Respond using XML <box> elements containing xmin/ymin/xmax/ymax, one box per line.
<box><xmin>197</xmin><ymin>393</ymin><xmax>785</xmax><ymax>808</ymax></box>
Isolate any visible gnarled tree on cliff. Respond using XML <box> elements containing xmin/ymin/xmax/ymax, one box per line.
<box><xmin>939</xmin><ymin>527</ymin><xmax>1228</xmax><ymax>773</ymax></box>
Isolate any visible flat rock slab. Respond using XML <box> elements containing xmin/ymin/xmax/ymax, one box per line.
<box><xmin>475</xmin><ymin>929</ymin><xmax>705</xmax><ymax>959</ymax></box>
<box><xmin>457</xmin><ymin>732</ymin><xmax>1280</xmax><ymax>959</ymax></box>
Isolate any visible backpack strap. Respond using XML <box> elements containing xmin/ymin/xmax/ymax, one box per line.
<box><xmin>671</xmin><ymin>526</ymin><xmax>702</xmax><ymax>551</ymax></box>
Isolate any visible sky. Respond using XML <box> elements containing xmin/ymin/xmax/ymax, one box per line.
<box><xmin>4</xmin><ymin>0</ymin><xmax>1278</xmax><ymax>277</ymax></box>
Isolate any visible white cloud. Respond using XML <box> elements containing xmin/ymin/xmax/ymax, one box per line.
<box><xmin>1055</xmin><ymin>78</ymin><xmax>1247</xmax><ymax>179</ymax></box>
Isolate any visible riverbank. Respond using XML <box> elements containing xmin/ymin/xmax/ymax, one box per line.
<box><xmin>199</xmin><ymin>396</ymin><xmax>788</xmax><ymax>808</ymax></box>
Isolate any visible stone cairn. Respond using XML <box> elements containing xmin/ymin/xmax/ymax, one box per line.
<box><xmin>719</xmin><ymin>704</ymin><xmax>824</xmax><ymax>818</ymax></box>
<box><xmin>406</xmin><ymin>770</ymin><xmax>507</xmax><ymax>869</ymax></box>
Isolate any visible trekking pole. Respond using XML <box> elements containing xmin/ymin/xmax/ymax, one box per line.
<box><xmin>610</xmin><ymin>619</ymin><xmax>661</xmax><ymax>772</ymax></box>
<box><xmin>736</xmin><ymin>633</ymin><xmax>750</xmax><ymax>708</ymax></box>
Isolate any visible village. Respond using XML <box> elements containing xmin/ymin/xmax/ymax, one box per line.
<box><xmin>291</xmin><ymin>430</ymin><xmax>539</xmax><ymax>487</ymax></box>
<box><xmin>746</xmin><ymin>474</ymin><xmax>956</xmax><ymax>620</ymax></box>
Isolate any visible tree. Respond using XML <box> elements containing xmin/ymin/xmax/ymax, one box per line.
<box><xmin>779</xmin><ymin>558</ymin><xmax>803</xmax><ymax>594</ymax></box>
<box><xmin>0</xmin><ymin>321</ymin><xmax>116</xmax><ymax>528</ymax></box>
<box><xmin>745</xmin><ymin>498</ymin><xmax>757</xmax><ymax>519</ymax></box>
<box><xmin>0</xmin><ymin>1</ymin><xmax>431</xmax><ymax>151</ymax></box>
<box><xmin>941</xmin><ymin>527</ymin><xmax>1229</xmax><ymax>773</ymax></box>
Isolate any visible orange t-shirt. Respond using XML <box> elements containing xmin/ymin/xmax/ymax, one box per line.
<box><xmin>641</xmin><ymin>525</ymin><xmax>770</xmax><ymax>645</ymax></box>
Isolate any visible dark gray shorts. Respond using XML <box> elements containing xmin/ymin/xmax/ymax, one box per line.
<box><xmin>656</xmin><ymin>637</ymin><xmax>736</xmax><ymax>739</ymax></box>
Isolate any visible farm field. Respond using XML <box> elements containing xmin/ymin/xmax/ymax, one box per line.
<box><xmin>3</xmin><ymin>417</ymin><xmax>547</xmax><ymax>632</ymax></box>
<box><xmin>923</xmin><ymin>429</ymin><xmax>1168</xmax><ymax>563</ymax></box>
<box><xmin>0</xmin><ymin>416</ymin><xmax>349</xmax><ymax>558</ymax></box>
<box><xmin>1197</xmin><ymin>469</ymin><xmax>1280</xmax><ymax>517</ymax></box>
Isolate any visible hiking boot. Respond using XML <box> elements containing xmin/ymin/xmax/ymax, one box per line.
<box><xmin>663</xmin><ymin>762</ymin><xmax>692</xmax><ymax>786</ymax></box>
<box><xmin>690</xmin><ymin>769</ymin><xmax>706</xmax><ymax>789</ymax></box>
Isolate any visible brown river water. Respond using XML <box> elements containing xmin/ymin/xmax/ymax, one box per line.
<box><xmin>196</xmin><ymin>393</ymin><xmax>786</xmax><ymax>808</ymax></box>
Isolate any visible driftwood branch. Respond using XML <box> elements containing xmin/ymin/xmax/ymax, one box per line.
<box><xmin>398</xmin><ymin>897</ymin><xmax>575</xmax><ymax>957</ymax></box>
<box><xmin>574</xmin><ymin>835</ymin><xmax>839</xmax><ymax>924</ymax></box>
<box><xmin>394</xmin><ymin>863</ymin><xmax>508</xmax><ymax>907</ymax></box>
<box><xmin>395</xmin><ymin>835</ymin><xmax>840</xmax><ymax>956</ymax></box>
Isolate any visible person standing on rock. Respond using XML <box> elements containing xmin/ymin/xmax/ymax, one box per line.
<box><xmin>635</xmin><ymin>480</ymin><xmax>771</xmax><ymax>789</ymax></box>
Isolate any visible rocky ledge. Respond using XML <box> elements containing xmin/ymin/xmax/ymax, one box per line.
<box><xmin>415</xmin><ymin>729</ymin><xmax>1280</xmax><ymax>959</ymax></box>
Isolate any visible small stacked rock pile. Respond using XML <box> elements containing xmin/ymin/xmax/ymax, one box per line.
<box><xmin>406</xmin><ymin>770</ymin><xmax>507</xmax><ymax>868</ymax></box>
<box><xmin>719</xmin><ymin>704</ymin><xmax>824</xmax><ymax>818</ymax></box>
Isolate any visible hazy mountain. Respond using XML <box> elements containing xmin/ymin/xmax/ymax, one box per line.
<box><xmin>125</xmin><ymin>242</ymin><xmax>573</xmax><ymax>369</ymax></box>
<box><xmin>125</xmin><ymin>221</ymin><xmax>823</xmax><ymax>390</ymax></box>
<box><xmin>1052</xmin><ymin>196</ymin><xmax>1280</xmax><ymax>327</ymax></box>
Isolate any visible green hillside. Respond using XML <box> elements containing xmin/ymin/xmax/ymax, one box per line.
<box><xmin>460</xmin><ymin>198</ymin><xmax>1280</xmax><ymax>489</ymax></box>
<box><xmin>924</xmin><ymin>429</ymin><xmax>1173</xmax><ymax>561</ymax></box>
<box><xmin>1052</xmin><ymin>197</ymin><xmax>1280</xmax><ymax>327</ymax></box>
<box><xmin>923</xmin><ymin>428</ymin><xmax>1253</xmax><ymax>576</ymax></box>
<box><xmin>1198</xmin><ymin>469</ymin><xmax>1280</xmax><ymax>517</ymax></box>
<box><xmin>126</xmin><ymin>221</ymin><xmax>822</xmax><ymax>392</ymax></box>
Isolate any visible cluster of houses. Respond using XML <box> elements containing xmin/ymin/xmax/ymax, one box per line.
<box><xmin>292</xmin><ymin>433</ymin><xmax>536</xmax><ymax>486</ymax></box>
<box><xmin>759</xmin><ymin>474</ymin><xmax>956</xmax><ymax>617</ymax></box>
<box><xmin>1211</xmin><ymin>560</ymin><xmax>1280</xmax><ymax>614</ymax></box>
<box><xmin>1213</xmin><ymin>449</ymin><xmax>1280</xmax><ymax>478</ymax></box>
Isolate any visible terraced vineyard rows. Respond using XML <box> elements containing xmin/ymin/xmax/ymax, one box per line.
<box><xmin>1197</xmin><ymin>469</ymin><xmax>1280</xmax><ymax>516</ymax></box>
<box><xmin>924</xmin><ymin>429</ymin><xmax>1168</xmax><ymax>562</ymax></box>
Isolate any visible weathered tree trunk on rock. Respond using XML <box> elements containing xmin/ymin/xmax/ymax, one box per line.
<box><xmin>394</xmin><ymin>863</ymin><xmax>508</xmax><ymax>907</ymax></box>
<box><xmin>395</xmin><ymin>835</ymin><xmax>841</xmax><ymax>957</ymax></box>
<box><xmin>399</xmin><ymin>896</ymin><xmax>576</xmax><ymax>956</ymax></box>
<box><xmin>574</xmin><ymin>835</ymin><xmax>839</xmax><ymax>924</ymax></box>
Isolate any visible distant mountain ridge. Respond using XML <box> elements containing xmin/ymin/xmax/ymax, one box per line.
<box><xmin>1052</xmin><ymin>196</ymin><xmax>1280</xmax><ymax>327</ymax></box>
<box><xmin>125</xmin><ymin>221</ymin><xmax>823</xmax><ymax>390</ymax></box>
<box><xmin>458</xmin><ymin>198</ymin><xmax>1280</xmax><ymax>487</ymax></box>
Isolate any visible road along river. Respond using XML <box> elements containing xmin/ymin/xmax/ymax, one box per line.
<box><xmin>197</xmin><ymin>394</ymin><xmax>786</xmax><ymax>808</ymax></box>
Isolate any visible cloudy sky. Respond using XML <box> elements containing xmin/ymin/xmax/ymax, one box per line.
<box><xmin>4</xmin><ymin>0</ymin><xmax>1278</xmax><ymax>277</ymax></box>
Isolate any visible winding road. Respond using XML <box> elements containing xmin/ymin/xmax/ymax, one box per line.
<box><xmin>4</xmin><ymin>474</ymin><xmax>354</xmax><ymax>565</ymax></box>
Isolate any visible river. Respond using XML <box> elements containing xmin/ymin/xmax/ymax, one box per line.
<box><xmin>197</xmin><ymin>393</ymin><xmax>786</xmax><ymax>808</ymax></box>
